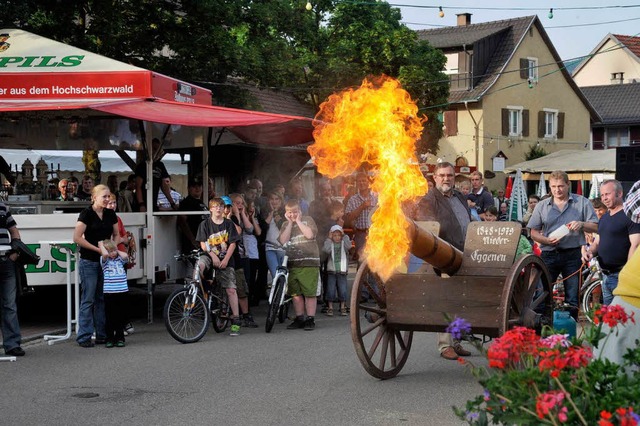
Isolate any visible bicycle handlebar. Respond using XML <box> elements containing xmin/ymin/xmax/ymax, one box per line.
<box><xmin>174</xmin><ymin>249</ymin><xmax>205</xmax><ymax>262</ymax></box>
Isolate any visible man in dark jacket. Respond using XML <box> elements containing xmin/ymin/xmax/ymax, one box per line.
<box><xmin>415</xmin><ymin>162</ymin><xmax>473</xmax><ymax>361</ymax></box>
<box><xmin>0</xmin><ymin>202</ymin><xmax>24</xmax><ymax>357</ymax></box>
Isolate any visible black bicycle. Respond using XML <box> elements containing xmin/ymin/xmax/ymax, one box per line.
<box><xmin>164</xmin><ymin>250</ymin><xmax>233</xmax><ymax>343</ymax></box>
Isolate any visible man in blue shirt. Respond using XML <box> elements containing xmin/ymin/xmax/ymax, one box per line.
<box><xmin>528</xmin><ymin>171</ymin><xmax>598</xmax><ymax>319</ymax></box>
<box><xmin>467</xmin><ymin>171</ymin><xmax>494</xmax><ymax>220</ymax></box>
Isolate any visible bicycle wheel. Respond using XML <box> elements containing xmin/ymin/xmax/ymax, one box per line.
<box><xmin>266</xmin><ymin>275</ymin><xmax>286</xmax><ymax>333</ymax></box>
<box><xmin>581</xmin><ymin>279</ymin><xmax>603</xmax><ymax>323</ymax></box>
<box><xmin>212</xmin><ymin>286</ymin><xmax>231</xmax><ymax>333</ymax></box>
<box><xmin>164</xmin><ymin>287</ymin><xmax>210</xmax><ymax>344</ymax></box>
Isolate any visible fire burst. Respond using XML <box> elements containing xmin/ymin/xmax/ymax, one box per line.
<box><xmin>308</xmin><ymin>75</ymin><xmax>427</xmax><ymax>281</ymax></box>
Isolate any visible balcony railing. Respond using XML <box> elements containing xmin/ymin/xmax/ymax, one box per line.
<box><xmin>449</xmin><ymin>72</ymin><xmax>472</xmax><ymax>91</ymax></box>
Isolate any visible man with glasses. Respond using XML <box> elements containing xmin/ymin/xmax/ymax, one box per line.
<box><xmin>415</xmin><ymin>162</ymin><xmax>473</xmax><ymax>360</ymax></box>
<box><xmin>467</xmin><ymin>171</ymin><xmax>494</xmax><ymax>220</ymax></box>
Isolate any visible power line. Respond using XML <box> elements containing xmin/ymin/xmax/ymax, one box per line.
<box><xmin>402</xmin><ymin>16</ymin><xmax>640</xmax><ymax>29</ymax></box>
<box><xmin>350</xmin><ymin>1</ymin><xmax>640</xmax><ymax>12</ymax></box>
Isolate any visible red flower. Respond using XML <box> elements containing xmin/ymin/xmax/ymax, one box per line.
<box><xmin>538</xmin><ymin>344</ymin><xmax>592</xmax><ymax>377</ymax></box>
<box><xmin>593</xmin><ymin>305</ymin><xmax>636</xmax><ymax>327</ymax></box>
<box><xmin>535</xmin><ymin>390</ymin><xmax>566</xmax><ymax>419</ymax></box>
<box><xmin>488</xmin><ymin>327</ymin><xmax>539</xmax><ymax>369</ymax></box>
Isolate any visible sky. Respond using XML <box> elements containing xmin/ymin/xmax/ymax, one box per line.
<box><xmin>393</xmin><ymin>0</ymin><xmax>640</xmax><ymax>61</ymax></box>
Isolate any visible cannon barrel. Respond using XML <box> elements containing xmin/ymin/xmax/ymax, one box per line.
<box><xmin>408</xmin><ymin>220</ymin><xmax>463</xmax><ymax>276</ymax></box>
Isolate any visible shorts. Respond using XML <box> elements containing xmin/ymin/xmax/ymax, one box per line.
<box><xmin>198</xmin><ymin>255</ymin><xmax>236</xmax><ymax>289</ymax></box>
<box><xmin>288</xmin><ymin>267</ymin><xmax>320</xmax><ymax>298</ymax></box>
<box><xmin>234</xmin><ymin>268</ymin><xmax>249</xmax><ymax>298</ymax></box>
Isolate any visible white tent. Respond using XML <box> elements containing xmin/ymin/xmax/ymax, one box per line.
<box><xmin>503</xmin><ymin>149</ymin><xmax>616</xmax><ymax>174</ymax></box>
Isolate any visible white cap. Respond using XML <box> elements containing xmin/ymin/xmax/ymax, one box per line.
<box><xmin>330</xmin><ymin>224</ymin><xmax>344</xmax><ymax>234</ymax></box>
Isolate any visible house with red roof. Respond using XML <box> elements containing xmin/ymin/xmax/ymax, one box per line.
<box><xmin>572</xmin><ymin>34</ymin><xmax>640</xmax><ymax>151</ymax></box>
<box><xmin>572</xmin><ymin>34</ymin><xmax>640</xmax><ymax>87</ymax></box>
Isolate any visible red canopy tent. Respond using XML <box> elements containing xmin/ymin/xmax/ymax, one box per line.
<box><xmin>0</xmin><ymin>29</ymin><xmax>314</xmax><ymax>147</ymax></box>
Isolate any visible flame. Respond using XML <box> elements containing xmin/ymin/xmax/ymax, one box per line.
<box><xmin>308</xmin><ymin>75</ymin><xmax>427</xmax><ymax>281</ymax></box>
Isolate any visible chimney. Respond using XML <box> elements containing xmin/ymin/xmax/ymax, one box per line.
<box><xmin>457</xmin><ymin>13</ymin><xmax>472</xmax><ymax>26</ymax></box>
<box><xmin>610</xmin><ymin>72</ymin><xmax>625</xmax><ymax>84</ymax></box>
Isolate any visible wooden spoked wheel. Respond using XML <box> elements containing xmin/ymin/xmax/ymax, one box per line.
<box><xmin>500</xmin><ymin>254</ymin><xmax>553</xmax><ymax>335</ymax></box>
<box><xmin>350</xmin><ymin>261</ymin><xmax>413</xmax><ymax>379</ymax></box>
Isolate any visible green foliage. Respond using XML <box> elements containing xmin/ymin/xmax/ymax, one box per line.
<box><xmin>1</xmin><ymin>0</ymin><xmax>449</xmax><ymax>153</ymax></box>
<box><xmin>525</xmin><ymin>144</ymin><xmax>548</xmax><ymax>161</ymax></box>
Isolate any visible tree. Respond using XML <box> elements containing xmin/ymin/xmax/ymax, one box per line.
<box><xmin>1</xmin><ymin>0</ymin><xmax>449</xmax><ymax>153</ymax></box>
<box><xmin>307</xmin><ymin>2</ymin><xmax>449</xmax><ymax>154</ymax></box>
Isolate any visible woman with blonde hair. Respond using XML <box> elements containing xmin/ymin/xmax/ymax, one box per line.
<box><xmin>73</xmin><ymin>184</ymin><xmax>120</xmax><ymax>348</ymax></box>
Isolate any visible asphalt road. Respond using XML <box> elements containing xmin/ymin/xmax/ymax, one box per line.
<box><xmin>2</xmin><ymin>286</ymin><xmax>484</xmax><ymax>426</ymax></box>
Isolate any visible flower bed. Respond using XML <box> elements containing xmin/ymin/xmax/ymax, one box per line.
<box><xmin>451</xmin><ymin>306</ymin><xmax>639</xmax><ymax>425</ymax></box>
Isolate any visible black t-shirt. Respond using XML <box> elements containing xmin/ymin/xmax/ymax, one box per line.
<box><xmin>77</xmin><ymin>207</ymin><xmax>118</xmax><ymax>261</ymax></box>
<box><xmin>229</xmin><ymin>215</ymin><xmax>245</xmax><ymax>269</ymax></box>
<box><xmin>196</xmin><ymin>218</ymin><xmax>240</xmax><ymax>269</ymax></box>
<box><xmin>135</xmin><ymin>160</ymin><xmax>170</xmax><ymax>211</ymax></box>
<box><xmin>597</xmin><ymin>209</ymin><xmax>640</xmax><ymax>269</ymax></box>
<box><xmin>178</xmin><ymin>195</ymin><xmax>208</xmax><ymax>252</ymax></box>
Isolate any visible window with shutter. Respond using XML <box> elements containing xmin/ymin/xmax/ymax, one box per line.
<box><xmin>540</xmin><ymin>108</ymin><xmax>559</xmax><ymax>139</ymax></box>
<box><xmin>504</xmin><ymin>106</ymin><xmax>523</xmax><ymax>137</ymax></box>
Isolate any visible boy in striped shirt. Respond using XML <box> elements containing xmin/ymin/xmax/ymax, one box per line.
<box><xmin>99</xmin><ymin>239</ymin><xmax>129</xmax><ymax>348</ymax></box>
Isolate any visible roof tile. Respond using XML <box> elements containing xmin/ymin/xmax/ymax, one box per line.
<box><xmin>581</xmin><ymin>83</ymin><xmax>640</xmax><ymax>125</ymax></box>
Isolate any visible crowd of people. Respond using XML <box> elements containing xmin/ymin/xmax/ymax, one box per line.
<box><xmin>2</xmin><ymin>157</ymin><xmax>640</xmax><ymax>365</ymax></box>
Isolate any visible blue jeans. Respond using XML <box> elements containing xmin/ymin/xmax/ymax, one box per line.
<box><xmin>266</xmin><ymin>249</ymin><xmax>285</xmax><ymax>280</ymax></box>
<box><xmin>77</xmin><ymin>258</ymin><xmax>106</xmax><ymax>343</ymax></box>
<box><xmin>0</xmin><ymin>258</ymin><xmax>21</xmax><ymax>351</ymax></box>
<box><xmin>602</xmin><ymin>272</ymin><xmax>619</xmax><ymax>306</ymax></box>
<box><xmin>326</xmin><ymin>272</ymin><xmax>348</xmax><ymax>302</ymax></box>
<box><xmin>541</xmin><ymin>248</ymin><xmax>582</xmax><ymax>318</ymax></box>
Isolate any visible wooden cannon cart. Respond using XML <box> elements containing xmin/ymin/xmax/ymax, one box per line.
<box><xmin>350</xmin><ymin>220</ymin><xmax>553</xmax><ymax>379</ymax></box>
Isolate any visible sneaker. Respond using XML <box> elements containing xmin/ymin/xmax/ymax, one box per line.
<box><xmin>304</xmin><ymin>317</ymin><xmax>316</xmax><ymax>331</ymax></box>
<box><xmin>95</xmin><ymin>338</ymin><xmax>106</xmax><ymax>345</ymax></box>
<box><xmin>287</xmin><ymin>317</ymin><xmax>305</xmax><ymax>330</ymax></box>
<box><xmin>115</xmin><ymin>341</ymin><xmax>126</xmax><ymax>348</ymax></box>
<box><xmin>230</xmin><ymin>323</ymin><xmax>241</xmax><ymax>336</ymax></box>
<box><xmin>243</xmin><ymin>314</ymin><xmax>259</xmax><ymax>328</ymax></box>
<box><xmin>105</xmin><ymin>341</ymin><xmax>114</xmax><ymax>348</ymax></box>
<box><xmin>5</xmin><ymin>347</ymin><xmax>25</xmax><ymax>357</ymax></box>
<box><xmin>78</xmin><ymin>341</ymin><xmax>95</xmax><ymax>348</ymax></box>
<box><xmin>124</xmin><ymin>323</ymin><xmax>135</xmax><ymax>336</ymax></box>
